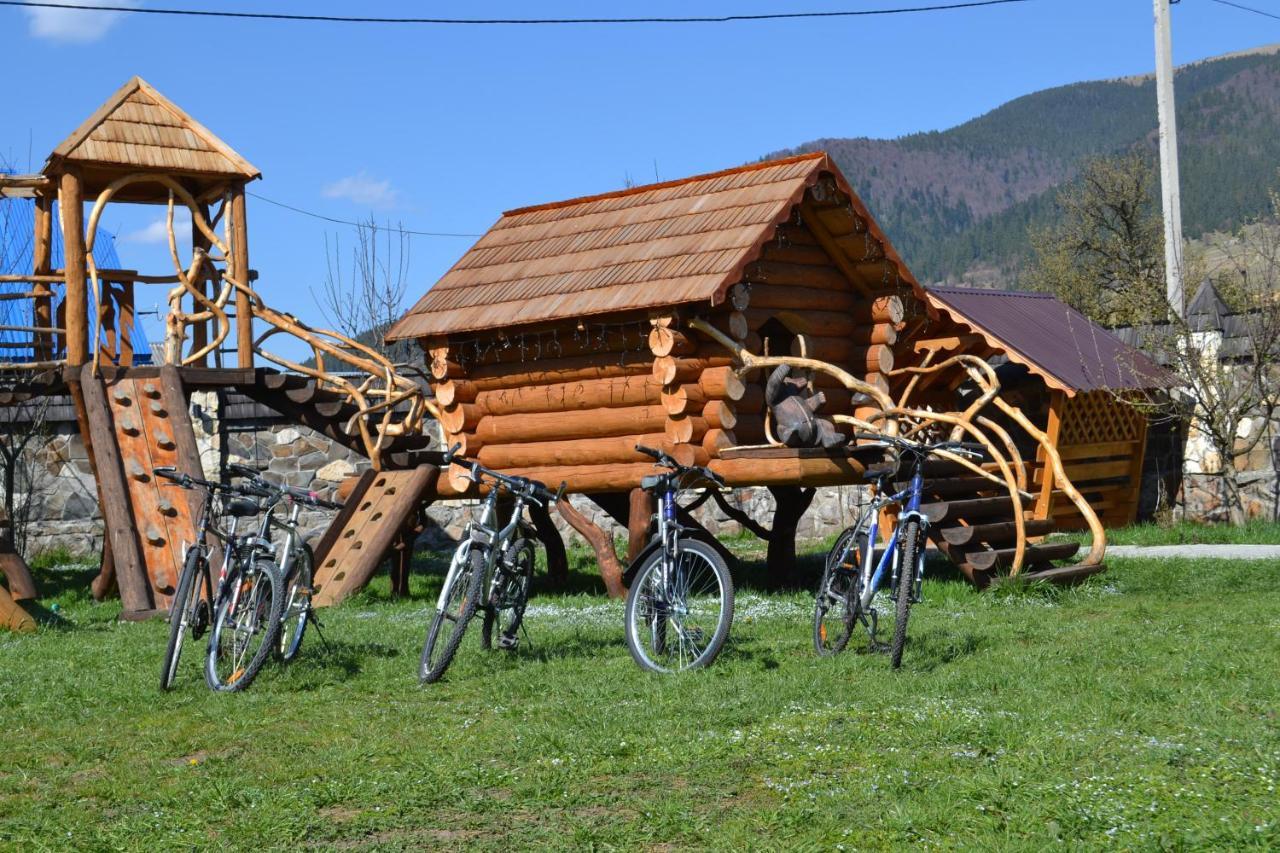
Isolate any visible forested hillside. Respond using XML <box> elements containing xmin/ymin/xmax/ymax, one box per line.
<box><xmin>767</xmin><ymin>45</ymin><xmax>1280</xmax><ymax>286</ymax></box>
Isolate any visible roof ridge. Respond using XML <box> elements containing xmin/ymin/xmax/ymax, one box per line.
<box><xmin>929</xmin><ymin>285</ymin><xmax>1054</xmax><ymax>298</ymax></box>
<box><xmin>502</xmin><ymin>152</ymin><xmax>827</xmax><ymax>217</ymax></box>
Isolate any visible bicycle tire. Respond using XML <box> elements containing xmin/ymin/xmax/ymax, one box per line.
<box><xmin>481</xmin><ymin>538</ymin><xmax>535</xmax><ymax>651</ymax></box>
<box><xmin>625</xmin><ymin>538</ymin><xmax>734</xmax><ymax>673</ymax></box>
<box><xmin>419</xmin><ymin>546</ymin><xmax>485</xmax><ymax>684</ymax></box>
<box><xmin>276</xmin><ymin>543</ymin><xmax>314</xmax><ymax>662</ymax></box>
<box><xmin>890</xmin><ymin>518</ymin><xmax>921</xmax><ymax>669</ymax></box>
<box><xmin>205</xmin><ymin>559</ymin><xmax>284</xmax><ymax>692</ymax></box>
<box><xmin>160</xmin><ymin>547</ymin><xmax>203</xmax><ymax>691</ymax></box>
<box><xmin>813</xmin><ymin>522</ymin><xmax>866</xmax><ymax>657</ymax></box>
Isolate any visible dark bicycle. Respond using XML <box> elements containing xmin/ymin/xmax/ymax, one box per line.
<box><xmin>814</xmin><ymin>433</ymin><xmax>983</xmax><ymax>668</ymax></box>
<box><xmin>155</xmin><ymin>466</ymin><xmax>283</xmax><ymax>692</ymax></box>
<box><xmin>624</xmin><ymin>445</ymin><xmax>735</xmax><ymax>673</ymax></box>
<box><xmin>225</xmin><ymin>463</ymin><xmax>343</xmax><ymax>662</ymax></box>
<box><xmin>419</xmin><ymin>445</ymin><xmax>564</xmax><ymax>684</ymax></box>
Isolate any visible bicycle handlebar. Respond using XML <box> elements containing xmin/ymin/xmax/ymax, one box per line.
<box><xmin>444</xmin><ymin>443</ymin><xmax>565</xmax><ymax>504</ymax></box>
<box><xmin>222</xmin><ymin>464</ymin><xmax>344</xmax><ymax>510</ymax></box>
<box><xmin>635</xmin><ymin>444</ymin><xmax>726</xmax><ymax>488</ymax></box>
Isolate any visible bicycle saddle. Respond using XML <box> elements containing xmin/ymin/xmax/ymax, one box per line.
<box><xmin>224</xmin><ymin>497</ymin><xmax>261</xmax><ymax>518</ymax></box>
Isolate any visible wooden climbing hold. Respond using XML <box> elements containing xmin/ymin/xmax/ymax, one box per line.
<box><xmin>120</xmin><ymin>415</ymin><xmax>140</xmax><ymax>436</ymax></box>
<box><xmin>149</xmin><ymin>401</ymin><xmax>167</xmax><ymax>416</ymax></box>
<box><xmin>157</xmin><ymin>499</ymin><xmax>176</xmax><ymax>517</ymax></box>
<box><xmin>127</xmin><ymin>461</ymin><xmax>148</xmax><ymax>481</ymax></box>
<box><xmin>111</xmin><ymin>387</ymin><xmax>132</xmax><ymax>405</ymax></box>
<box><xmin>145</xmin><ymin>526</ymin><xmax>165</xmax><ymax>546</ymax></box>
<box><xmin>142</xmin><ymin>382</ymin><xmax>160</xmax><ymax>398</ymax></box>
<box><xmin>153</xmin><ymin>429</ymin><xmax>175</xmax><ymax>450</ymax></box>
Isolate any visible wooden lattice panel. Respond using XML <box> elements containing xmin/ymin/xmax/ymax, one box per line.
<box><xmin>1059</xmin><ymin>391</ymin><xmax>1145</xmax><ymax>446</ymax></box>
<box><xmin>312</xmin><ymin>466</ymin><xmax>438</xmax><ymax>607</ymax></box>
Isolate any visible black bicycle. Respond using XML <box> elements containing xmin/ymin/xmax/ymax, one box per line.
<box><xmin>225</xmin><ymin>463</ymin><xmax>343</xmax><ymax>662</ymax></box>
<box><xmin>623</xmin><ymin>445</ymin><xmax>735</xmax><ymax>673</ymax></box>
<box><xmin>156</xmin><ymin>466</ymin><xmax>284</xmax><ymax>692</ymax></box>
<box><xmin>419</xmin><ymin>445</ymin><xmax>564</xmax><ymax>684</ymax></box>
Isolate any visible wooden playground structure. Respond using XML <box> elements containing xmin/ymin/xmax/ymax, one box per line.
<box><xmin>1</xmin><ymin>78</ymin><xmax>1168</xmax><ymax>625</ymax></box>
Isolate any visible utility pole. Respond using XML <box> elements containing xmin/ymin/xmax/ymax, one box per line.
<box><xmin>1153</xmin><ymin>0</ymin><xmax>1185</xmax><ymax>318</ymax></box>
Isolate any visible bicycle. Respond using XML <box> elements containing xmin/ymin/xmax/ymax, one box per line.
<box><xmin>225</xmin><ymin>463</ymin><xmax>343</xmax><ymax>662</ymax></box>
<box><xmin>155</xmin><ymin>466</ymin><xmax>284</xmax><ymax>692</ymax></box>
<box><xmin>419</xmin><ymin>445</ymin><xmax>564</xmax><ymax>684</ymax></box>
<box><xmin>623</xmin><ymin>445</ymin><xmax>735</xmax><ymax>673</ymax></box>
<box><xmin>813</xmin><ymin>434</ymin><xmax>984</xmax><ymax>668</ymax></box>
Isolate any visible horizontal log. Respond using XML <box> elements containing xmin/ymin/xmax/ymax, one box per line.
<box><xmin>477</xmin><ymin>433</ymin><xmax>695</xmax><ymax>469</ymax></box>
<box><xmin>647</xmin><ymin>326</ymin><xmax>697</xmax><ymax>358</ymax></box>
<box><xmin>792</xmin><ymin>338</ymin><xmax>894</xmax><ymax>374</ymax></box>
<box><xmin>433</xmin><ymin>379</ymin><xmax>477</xmax><ymax>407</ymax></box>
<box><xmin>475</xmin><ymin>404</ymin><xmax>669</xmax><ymax>444</ymax></box>
<box><xmin>467</xmin><ymin>355</ymin><xmax>653</xmax><ymax>388</ymax></box>
<box><xmin>742</xmin><ymin>309</ymin><xmax>897</xmax><ymax>344</ymax></box>
<box><xmin>437</xmin><ymin>461</ymin><xmax>659</xmax><ymax>497</ymax></box>
<box><xmin>709</xmin><ymin>454</ymin><xmax>867</xmax><ymax>487</ymax></box>
<box><xmin>759</xmin><ymin>243</ymin><xmax>831</xmax><ymax>266</ymax></box>
<box><xmin>703</xmin><ymin>428</ymin><xmax>737</xmax><ymax>457</ymax></box>
<box><xmin>458</xmin><ymin>326</ymin><xmax>651</xmax><ymax>369</ymax></box>
<box><xmin>748</xmin><ymin>288</ymin><xmax>903</xmax><ymax>324</ymax></box>
<box><xmin>665</xmin><ymin>414</ymin><xmax>709</xmax><ymax>444</ymax></box>
<box><xmin>774</xmin><ymin>223</ymin><xmax>818</xmax><ymax>246</ymax></box>
<box><xmin>702</xmin><ymin>399</ymin><xmax>737</xmax><ymax>430</ymax></box>
<box><xmin>697</xmin><ymin>365</ymin><xmax>746</xmax><ymax>401</ymax></box>
<box><xmin>439</xmin><ymin>402</ymin><xmax>483</xmax><ymax>434</ymax></box>
<box><xmin>652</xmin><ymin>355</ymin><xmax>735</xmax><ymax>385</ymax></box>
<box><xmin>661</xmin><ymin>383</ymin><xmax>706</xmax><ymax>416</ymax></box>
<box><xmin>746</xmin><ymin>260</ymin><xmax>848</xmax><ymax>291</ymax></box>
<box><xmin>442</xmin><ymin>430</ymin><xmax>483</xmax><ymax>457</ymax></box>
<box><xmin>474</xmin><ymin>374</ymin><xmax>663</xmax><ymax>416</ymax></box>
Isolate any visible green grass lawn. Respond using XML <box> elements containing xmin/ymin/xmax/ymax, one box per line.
<box><xmin>2</xmin><ymin>545</ymin><xmax>1278</xmax><ymax>850</ymax></box>
<box><xmin>1054</xmin><ymin>518</ymin><xmax>1280</xmax><ymax>547</ymax></box>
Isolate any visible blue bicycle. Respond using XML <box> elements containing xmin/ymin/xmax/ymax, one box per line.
<box><xmin>814</xmin><ymin>433</ymin><xmax>984</xmax><ymax>668</ymax></box>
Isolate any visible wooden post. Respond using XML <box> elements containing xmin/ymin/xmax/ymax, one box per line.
<box><xmin>626</xmin><ymin>487</ymin><xmax>653</xmax><ymax>563</ymax></box>
<box><xmin>529</xmin><ymin>502</ymin><xmax>568</xmax><ymax>589</ymax></box>
<box><xmin>0</xmin><ymin>510</ymin><xmax>37</xmax><ymax>601</ymax></box>
<box><xmin>91</xmin><ymin>537</ymin><xmax>117</xmax><ymax>602</ymax></box>
<box><xmin>556</xmin><ymin>499</ymin><xmax>625</xmax><ymax>598</ymax></box>
<box><xmin>32</xmin><ymin>193</ymin><xmax>54</xmax><ymax>362</ymax></box>
<box><xmin>1035</xmin><ymin>391</ymin><xmax>1065</xmax><ymax>520</ymax></box>
<box><xmin>230</xmin><ymin>185</ymin><xmax>253</xmax><ymax>368</ymax></box>
<box><xmin>765</xmin><ymin>485</ymin><xmax>815</xmax><ymax>584</ymax></box>
<box><xmin>390</xmin><ymin>527</ymin><xmax>413</xmax><ymax>598</ymax></box>
<box><xmin>59</xmin><ymin>169</ymin><xmax>88</xmax><ymax>367</ymax></box>
<box><xmin>191</xmin><ymin>203</ymin><xmax>212</xmax><ymax>366</ymax></box>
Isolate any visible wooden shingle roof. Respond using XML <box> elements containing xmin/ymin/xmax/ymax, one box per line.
<box><xmin>45</xmin><ymin>77</ymin><xmax>259</xmax><ymax>188</ymax></box>
<box><xmin>387</xmin><ymin>152</ymin><xmax>922</xmax><ymax>340</ymax></box>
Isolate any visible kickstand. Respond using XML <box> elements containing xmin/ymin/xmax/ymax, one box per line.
<box><xmin>517</xmin><ymin>618</ymin><xmax>534</xmax><ymax>652</ymax></box>
<box><xmin>307</xmin><ymin>607</ymin><xmax>332</xmax><ymax>653</ymax></box>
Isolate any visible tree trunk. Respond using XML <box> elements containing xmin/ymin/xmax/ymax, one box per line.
<box><xmin>1221</xmin><ymin>465</ymin><xmax>1247</xmax><ymax>526</ymax></box>
<box><xmin>765</xmin><ymin>486</ymin><xmax>815</xmax><ymax>584</ymax></box>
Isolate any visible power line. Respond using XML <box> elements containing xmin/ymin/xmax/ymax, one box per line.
<box><xmin>0</xmin><ymin>0</ymin><xmax>1036</xmax><ymax>26</ymax></box>
<box><xmin>247</xmin><ymin>191</ymin><xmax>481</xmax><ymax>238</ymax></box>
<box><xmin>1208</xmin><ymin>0</ymin><xmax>1280</xmax><ymax>21</ymax></box>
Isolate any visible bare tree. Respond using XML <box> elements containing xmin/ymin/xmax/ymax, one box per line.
<box><xmin>1030</xmin><ymin>155</ymin><xmax>1280</xmax><ymax>523</ymax></box>
<box><xmin>0</xmin><ymin>388</ymin><xmax>54</xmax><ymax>557</ymax></box>
<box><xmin>314</xmin><ymin>216</ymin><xmax>417</xmax><ymax>365</ymax></box>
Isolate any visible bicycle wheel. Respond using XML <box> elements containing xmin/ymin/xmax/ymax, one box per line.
<box><xmin>160</xmin><ymin>547</ymin><xmax>204</xmax><ymax>691</ymax></box>
<box><xmin>481</xmin><ymin>538</ymin><xmax>534</xmax><ymax>651</ymax></box>
<box><xmin>813</xmin><ymin>522</ymin><xmax>867</xmax><ymax>657</ymax></box>
<box><xmin>277</xmin><ymin>544</ymin><xmax>314</xmax><ymax>662</ymax></box>
<box><xmin>625</xmin><ymin>538</ymin><xmax>734</xmax><ymax>673</ymax></box>
<box><xmin>890</xmin><ymin>519</ymin><xmax>921</xmax><ymax>670</ymax></box>
<box><xmin>419</xmin><ymin>546</ymin><xmax>485</xmax><ymax>683</ymax></box>
<box><xmin>205</xmin><ymin>559</ymin><xmax>284</xmax><ymax>692</ymax></box>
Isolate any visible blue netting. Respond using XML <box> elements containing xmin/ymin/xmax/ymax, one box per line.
<box><xmin>0</xmin><ymin>184</ymin><xmax>151</xmax><ymax>364</ymax></box>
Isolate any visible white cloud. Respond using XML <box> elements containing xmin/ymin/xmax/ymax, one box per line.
<box><xmin>322</xmin><ymin>172</ymin><xmax>401</xmax><ymax>209</ymax></box>
<box><xmin>24</xmin><ymin>0</ymin><xmax>137</xmax><ymax>44</ymax></box>
<box><xmin>118</xmin><ymin>216</ymin><xmax>192</xmax><ymax>245</ymax></box>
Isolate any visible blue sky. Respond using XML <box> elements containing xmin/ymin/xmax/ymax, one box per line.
<box><xmin>2</xmin><ymin>0</ymin><xmax>1276</xmax><ymax>353</ymax></box>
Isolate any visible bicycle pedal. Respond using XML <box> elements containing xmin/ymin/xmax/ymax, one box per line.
<box><xmin>497</xmin><ymin>634</ymin><xmax>519</xmax><ymax>651</ymax></box>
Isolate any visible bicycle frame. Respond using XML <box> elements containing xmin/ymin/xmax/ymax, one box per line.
<box><xmin>436</xmin><ymin>486</ymin><xmax>530</xmax><ymax>612</ymax></box>
<box><xmin>854</xmin><ymin>463</ymin><xmax>929</xmax><ymax>610</ymax></box>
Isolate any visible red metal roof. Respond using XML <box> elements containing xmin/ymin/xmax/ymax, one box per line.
<box><xmin>926</xmin><ymin>287</ymin><xmax>1175</xmax><ymax>394</ymax></box>
<box><xmin>386</xmin><ymin>152</ymin><xmax>921</xmax><ymax>340</ymax></box>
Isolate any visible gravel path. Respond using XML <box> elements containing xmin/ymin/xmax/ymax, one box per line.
<box><xmin>1106</xmin><ymin>544</ymin><xmax>1280</xmax><ymax>560</ymax></box>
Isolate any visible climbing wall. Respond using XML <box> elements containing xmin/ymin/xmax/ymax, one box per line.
<box><xmin>312</xmin><ymin>465</ymin><xmax>439</xmax><ymax>607</ymax></box>
<box><xmin>79</xmin><ymin>364</ymin><xmax>203</xmax><ymax>614</ymax></box>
